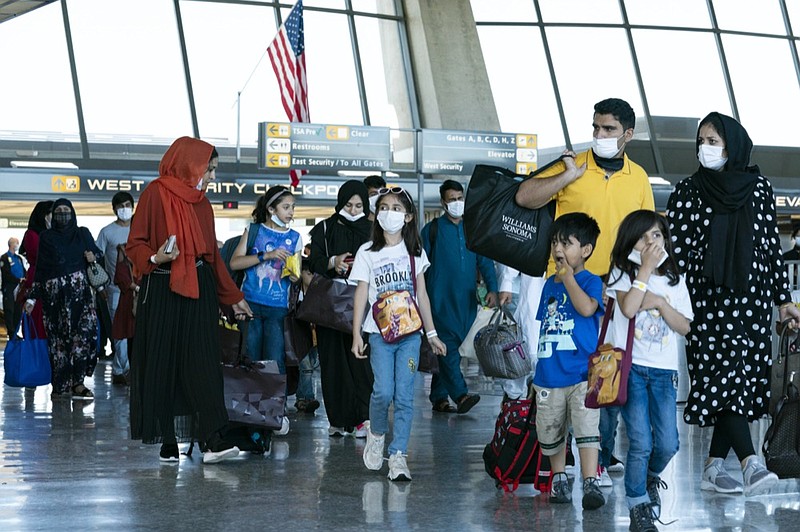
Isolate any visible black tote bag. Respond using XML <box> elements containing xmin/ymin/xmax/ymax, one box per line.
<box><xmin>463</xmin><ymin>157</ymin><xmax>566</xmax><ymax>277</ymax></box>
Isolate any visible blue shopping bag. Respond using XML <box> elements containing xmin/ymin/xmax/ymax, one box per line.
<box><xmin>3</xmin><ymin>313</ymin><xmax>51</xmax><ymax>387</ymax></box>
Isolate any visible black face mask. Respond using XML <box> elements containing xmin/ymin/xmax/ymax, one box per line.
<box><xmin>53</xmin><ymin>212</ymin><xmax>72</xmax><ymax>228</ymax></box>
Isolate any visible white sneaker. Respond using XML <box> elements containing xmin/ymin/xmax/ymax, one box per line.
<box><xmin>701</xmin><ymin>457</ymin><xmax>743</xmax><ymax>493</ymax></box>
<box><xmin>275</xmin><ymin>416</ymin><xmax>290</xmax><ymax>436</ymax></box>
<box><xmin>203</xmin><ymin>445</ymin><xmax>240</xmax><ymax>464</ymax></box>
<box><xmin>387</xmin><ymin>451</ymin><xmax>411</xmax><ymax>481</ymax></box>
<box><xmin>363</xmin><ymin>423</ymin><xmax>385</xmax><ymax>471</ymax></box>
<box><xmin>742</xmin><ymin>455</ymin><xmax>778</xmax><ymax>496</ymax></box>
<box><xmin>328</xmin><ymin>426</ymin><xmax>349</xmax><ymax>437</ymax></box>
<box><xmin>354</xmin><ymin>422</ymin><xmax>368</xmax><ymax>439</ymax></box>
<box><xmin>596</xmin><ymin>465</ymin><xmax>612</xmax><ymax>488</ymax></box>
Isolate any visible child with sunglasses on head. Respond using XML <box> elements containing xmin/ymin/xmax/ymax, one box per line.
<box><xmin>350</xmin><ymin>187</ymin><xmax>446</xmax><ymax>482</ymax></box>
<box><xmin>605</xmin><ymin>210</ymin><xmax>693</xmax><ymax>531</ymax></box>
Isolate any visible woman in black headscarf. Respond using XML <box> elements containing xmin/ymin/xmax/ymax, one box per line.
<box><xmin>25</xmin><ymin>198</ymin><xmax>102</xmax><ymax>399</ymax></box>
<box><xmin>308</xmin><ymin>180</ymin><xmax>374</xmax><ymax>436</ymax></box>
<box><xmin>17</xmin><ymin>200</ymin><xmax>53</xmax><ymax>339</ymax></box>
<box><xmin>667</xmin><ymin>113</ymin><xmax>800</xmax><ymax>496</ymax></box>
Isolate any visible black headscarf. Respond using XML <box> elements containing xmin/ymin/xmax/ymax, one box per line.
<box><xmin>19</xmin><ymin>200</ymin><xmax>53</xmax><ymax>256</ymax></box>
<box><xmin>308</xmin><ymin>180</ymin><xmax>372</xmax><ymax>276</ymax></box>
<box><xmin>35</xmin><ymin>198</ymin><xmax>101</xmax><ymax>282</ymax></box>
<box><xmin>691</xmin><ymin>112</ymin><xmax>760</xmax><ymax>293</ymax></box>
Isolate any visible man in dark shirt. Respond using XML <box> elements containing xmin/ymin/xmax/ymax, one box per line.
<box><xmin>1</xmin><ymin>237</ymin><xmax>26</xmax><ymax>338</ymax></box>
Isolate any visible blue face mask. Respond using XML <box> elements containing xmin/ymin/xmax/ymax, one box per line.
<box><xmin>271</xmin><ymin>214</ymin><xmax>289</xmax><ymax>228</ymax></box>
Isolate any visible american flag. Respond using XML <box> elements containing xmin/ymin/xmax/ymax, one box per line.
<box><xmin>267</xmin><ymin>0</ymin><xmax>308</xmax><ymax>187</ymax></box>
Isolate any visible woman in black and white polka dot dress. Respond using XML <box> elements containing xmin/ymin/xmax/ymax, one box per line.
<box><xmin>666</xmin><ymin>112</ymin><xmax>800</xmax><ymax>497</ymax></box>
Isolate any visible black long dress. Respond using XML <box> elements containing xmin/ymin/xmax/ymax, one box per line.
<box><xmin>308</xmin><ymin>214</ymin><xmax>373</xmax><ymax>429</ymax></box>
<box><xmin>667</xmin><ymin>175</ymin><xmax>791</xmax><ymax>427</ymax></box>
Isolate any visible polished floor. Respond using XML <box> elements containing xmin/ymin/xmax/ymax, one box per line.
<box><xmin>1</xmin><ymin>341</ymin><xmax>799</xmax><ymax>531</ymax></box>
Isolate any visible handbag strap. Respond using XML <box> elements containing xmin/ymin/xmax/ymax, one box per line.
<box><xmin>20</xmin><ymin>312</ymin><xmax>39</xmax><ymax>340</ymax></box>
<box><xmin>410</xmin><ymin>254</ymin><xmax>417</xmax><ymax>297</ymax></box>
<box><xmin>597</xmin><ymin>298</ymin><xmax>635</xmax><ymax>353</ymax></box>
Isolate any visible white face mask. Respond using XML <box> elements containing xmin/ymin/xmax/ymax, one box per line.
<box><xmin>794</xmin><ymin>237</ymin><xmax>800</xmax><ymax>247</ymax></box>
<box><xmin>698</xmin><ymin>144</ymin><xmax>727</xmax><ymax>171</ymax></box>
<box><xmin>592</xmin><ymin>134</ymin><xmax>624</xmax><ymax>158</ymax></box>
<box><xmin>339</xmin><ymin>209</ymin><xmax>365</xmax><ymax>222</ymax></box>
<box><xmin>117</xmin><ymin>207</ymin><xmax>133</xmax><ymax>222</ymax></box>
<box><xmin>196</xmin><ymin>178</ymin><xmax>204</xmax><ymax>190</ymax></box>
<box><xmin>368</xmin><ymin>195</ymin><xmax>379</xmax><ymax>213</ymax></box>
<box><xmin>271</xmin><ymin>214</ymin><xmax>290</xmax><ymax>228</ymax></box>
<box><xmin>628</xmin><ymin>248</ymin><xmax>667</xmax><ymax>268</ymax></box>
<box><xmin>445</xmin><ymin>200</ymin><xmax>465</xmax><ymax>219</ymax></box>
<box><xmin>377</xmin><ymin>210</ymin><xmax>406</xmax><ymax>235</ymax></box>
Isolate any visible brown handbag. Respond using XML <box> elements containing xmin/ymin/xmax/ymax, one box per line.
<box><xmin>585</xmin><ymin>298</ymin><xmax>634</xmax><ymax>409</ymax></box>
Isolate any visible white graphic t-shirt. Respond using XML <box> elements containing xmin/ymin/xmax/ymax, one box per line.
<box><xmin>605</xmin><ymin>267</ymin><xmax>694</xmax><ymax>371</ymax></box>
<box><xmin>349</xmin><ymin>240</ymin><xmax>430</xmax><ymax>334</ymax></box>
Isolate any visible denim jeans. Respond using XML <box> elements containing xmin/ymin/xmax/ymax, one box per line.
<box><xmin>620</xmin><ymin>364</ymin><xmax>680</xmax><ymax>509</ymax></box>
<box><xmin>107</xmin><ymin>285</ymin><xmax>129</xmax><ymax>376</ymax></box>
<box><xmin>246</xmin><ymin>302</ymin><xmax>288</xmax><ymax>374</ymax></box>
<box><xmin>599</xmin><ymin>406</ymin><xmax>621</xmax><ymax>468</ymax></box>
<box><xmin>296</xmin><ymin>346</ymin><xmax>319</xmax><ymax>401</ymax></box>
<box><xmin>368</xmin><ymin>333</ymin><xmax>421</xmax><ymax>455</ymax></box>
<box><xmin>429</xmin><ymin>334</ymin><xmax>468</xmax><ymax>404</ymax></box>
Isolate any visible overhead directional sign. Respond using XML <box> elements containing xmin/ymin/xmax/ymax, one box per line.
<box><xmin>420</xmin><ymin>129</ymin><xmax>538</xmax><ymax>176</ymax></box>
<box><xmin>258</xmin><ymin>122</ymin><xmax>391</xmax><ymax>171</ymax></box>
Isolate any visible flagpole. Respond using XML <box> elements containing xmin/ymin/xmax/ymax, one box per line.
<box><xmin>236</xmin><ymin>91</ymin><xmax>241</xmax><ymax>172</ymax></box>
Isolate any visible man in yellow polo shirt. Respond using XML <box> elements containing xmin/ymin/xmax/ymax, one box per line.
<box><xmin>515</xmin><ymin>97</ymin><xmax>654</xmax><ymax>278</ymax></box>
<box><xmin>512</xmin><ymin>97</ymin><xmax>653</xmax><ymax>487</ymax></box>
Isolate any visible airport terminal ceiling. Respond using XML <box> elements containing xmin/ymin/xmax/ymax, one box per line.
<box><xmin>0</xmin><ymin>0</ymin><xmax>54</xmax><ymax>24</ymax></box>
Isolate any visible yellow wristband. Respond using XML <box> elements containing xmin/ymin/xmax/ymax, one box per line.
<box><xmin>632</xmin><ymin>280</ymin><xmax>647</xmax><ymax>292</ymax></box>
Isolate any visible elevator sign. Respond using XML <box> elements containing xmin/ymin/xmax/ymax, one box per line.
<box><xmin>258</xmin><ymin>122</ymin><xmax>392</xmax><ymax>171</ymax></box>
<box><xmin>420</xmin><ymin>129</ymin><xmax>537</xmax><ymax>176</ymax></box>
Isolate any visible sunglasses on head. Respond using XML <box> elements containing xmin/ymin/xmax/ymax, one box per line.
<box><xmin>377</xmin><ymin>186</ymin><xmax>413</xmax><ymax>202</ymax></box>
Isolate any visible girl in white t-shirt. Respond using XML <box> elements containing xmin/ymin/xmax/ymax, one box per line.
<box><xmin>350</xmin><ymin>187</ymin><xmax>445</xmax><ymax>482</ymax></box>
<box><xmin>605</xmin><ymin>210</ymin><xmax>693</xmax><ymax>530</ymax></box>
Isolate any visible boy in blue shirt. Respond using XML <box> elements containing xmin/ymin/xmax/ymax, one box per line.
<box><xmin>533</xmin><ymin>212</ymin><xmax>605</xmax><ymax>510</ymax></box>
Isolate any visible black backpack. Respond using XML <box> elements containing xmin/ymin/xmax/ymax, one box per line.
<box><xmin>220</xmin><ymin>222</ymin><xmax>259</xmax><ymax>287</ymax></box>
<box><xmin>483</xmin><ymin>398</ymin><xmax>551</xmax><ymax>492</ymax></box>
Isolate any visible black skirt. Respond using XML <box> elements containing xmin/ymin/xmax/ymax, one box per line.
<box><xmin>130</xmin><ymin>262</ymin><xmax>227</xmax><ymax>444</ymax></box>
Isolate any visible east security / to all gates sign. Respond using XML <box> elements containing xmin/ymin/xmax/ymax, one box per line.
<box><xmin>258</xmin><ymin>122</ymin><xmax>391</xmax><ymax>171</ymax></box>
<box><xmin>420</xmin><ymin>129</ymin><xmax>538</xmax><ymax>176</ymax></box>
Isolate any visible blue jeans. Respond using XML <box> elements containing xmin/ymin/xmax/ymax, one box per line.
<box><xmin>368</xmin><ymin>333</ymin><xmax>421</xmax><ymax>455</ymax></box>
<box><xmin>296</xmin><ymin>347</ymin><xmax>319</xmax><ymax>401</ymax></box>
<box><xmin>620</xmin><ymin>364</ymin><xmax>679</xmax><ymax>509</ymax></box>
<box><xmin>599</xmin><ymin>406</ymin><xmax>621</xmax><ymax>468</ymax></box>
<box><xmin>429</xmin><ymin>334</ymin><xmax>468</xmax><ymax>404</ymax></box>
<box><xmin>246</xmin><ymin>302</ymin><xmax>288</xmax><ymax>374</ymax></box>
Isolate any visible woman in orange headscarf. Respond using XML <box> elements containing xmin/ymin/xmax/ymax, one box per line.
<box><xmin>127</xmin><ymin>137</ymin><xmax>251</xmax><ymax>464</ymax></box>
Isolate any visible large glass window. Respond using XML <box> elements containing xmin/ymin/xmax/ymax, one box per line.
<box><xmin>723</xmin><ymin>34</ymin><xmax>800</xmax><ymax>146</ymax></box>
<box><xmin>180</xmin><ymin>1</ymin><xmax>280</xmax><ymax>147</ymax></box>
<box><xmin>0</xmin><ymin>3</ymin><xmax>78</xmax><ymax>140</ymax></box>
<box><xmin>302</xmin><ymin>10</ymin><xmax>362</xmax><ymax>125</ymax></box>
<box><xmin>712</xmin><ymin>0</ymin><xmax>786</xmax><ymax>35</ymax></box>
<box><xmin>538</xmin><ymin>0</ymin><xmax>621</xmax><ymax>24</ymax></box>
<box><xmin>66</xmin><ymin>0</ymin><xmax>192</xmax><ymax>142</ymax></box>
<box><xmin>350</xmin><ymin>0</ymin><xmax>396</xmax><ymax>16</ymax></box>
<box><xmin>545</xmin><ymin>27</ymin><xmax>647</xmax><ymax>146</ymax></box>
<box><xmin>354</xmin><ymin>16</ymin><xmax>412</xmax><ymax>129</ymax></box>
<box><xmin>476</xmin><ymin>26</ymin><xmax>564</xmax><ymax>148</ymax></box>
<box><xmin>470</xmin><ymin>0</ymin><xmax>537</xmax><ymax>23</ymax></box>
<box><xmin>632</xmin><ymin>29</ymin><xmax>731</xmax><ymax>138</ymax></box>
<box><xmin>624</xmin><ymin>0</ymin><xmax>711</xmax><ymax>28</ymax></box>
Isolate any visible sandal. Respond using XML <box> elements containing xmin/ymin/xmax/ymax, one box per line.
<box><xmin>456</xmin><ymin>394</ymin><xmax>480</xmax><ymax>414</ymax></box>
<box><xmin>432</xmin><ymin>399</ymin><xmax>456</xmax><ymax>413</ymax></box>
<box><xmin>71</xmin><ymin>384</ymin><xmax>94</xmax><ymax>400</ymax></box>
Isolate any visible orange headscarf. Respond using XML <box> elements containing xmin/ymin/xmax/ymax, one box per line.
<box><xmin>152</xmin><ymin>136</ymin><xmax>214</xmax><ymax>299</ymax></box>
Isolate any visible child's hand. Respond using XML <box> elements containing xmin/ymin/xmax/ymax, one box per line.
<box><xmin>352</xmin><ymin>335</ymin><xmax>367</xmax><ymax>359</ymax></box>
<box><xmin>268</xmin><ymin>248</ymin><xmax>291</xmax><ymax>262</ymax></box>
<box><xmin>555</xmin><ymin>257</ymin><xmax>573</xmax><ymax>280</ymax></box>
<box><xmin>641</xmin><ymin>291</ymin><xmax>664</xmax><ymax>312</ymax></box>
<box><xmin>640</xmin><ymin>242</ymin><xmax>666</xmax><ymax>273</ymax></box>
